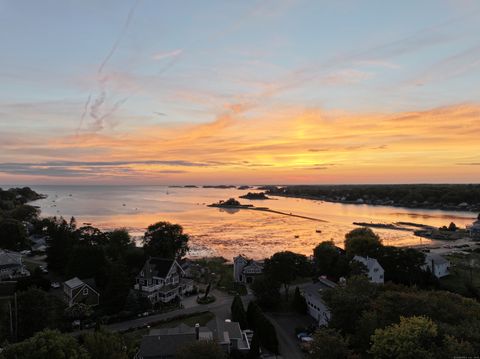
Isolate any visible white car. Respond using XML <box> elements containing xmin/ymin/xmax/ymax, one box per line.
<box><xmin>20</xmin><ymin>250</ymin><xmax>31</xmax><ymax>255</ymax></box>
<box><xmin>50</xmin><ymin>282</ymin><xmax>61</xmax><ymax>289</ymax></box>
<box><xmin>39</xmin><ymin>266</ymin><xmax>48</xmax><ymax>274</ymax></box>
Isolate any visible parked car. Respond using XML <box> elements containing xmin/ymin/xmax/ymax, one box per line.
<box><xmin>50</xmin><ymin>282</ymin><xmax>61</xmax><ymax>289</ymax></box>
<box><xmin>20</xmin><ymin>250</ymin><xmax>31</xmax><ymax>255</ymax></box>
<box><xmin>296</xmin><ymin>332</ymin><xmax>309</xmax><ymax>340</ymax></box>
<box><xmin>301</xmin><ymin>336</ymin><xmax>314</xmax><ymax>342</ymax></box>
<box><xmin>39</xmin><ymin>266</ymin><xmax>48</xmax><ymax>274</ymax></box>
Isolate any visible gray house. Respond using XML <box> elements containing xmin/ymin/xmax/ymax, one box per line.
<box><xmin>63</xmin><ymin>277</ymin><xmax>100</xmax><ymax>307</ymax></box>
<box><xmin>233</xmin><ymin>255</ymin><xmax>263</xmax><ymax>283</ymax></box>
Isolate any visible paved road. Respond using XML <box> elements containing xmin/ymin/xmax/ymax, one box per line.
<box><xmin>74</xmin><ymin>290</ymin><xmax>253</xmax><ymax>335</ymax></box>
<box><xmin>266</xmin><ymin>313</ymin><xmax>306</xmax><ymax>359</ymax></box>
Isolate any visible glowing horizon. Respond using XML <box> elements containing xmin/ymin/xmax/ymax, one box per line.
<box><xmin>1</xmin><ymin>1</ymin><xmax>479</xmax><ymax>185</ymax></box>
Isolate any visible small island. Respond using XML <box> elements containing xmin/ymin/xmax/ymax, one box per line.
<box><xmin>202</xmin><ymin>185</ymin><xmax>236</xmax><ymax>189</ymax></box>
<box><xmin>239</xmin><ymin>192</ymin><xmax>270</xmax><ymax>200</ymax></box>
<box><xmin>237</xmin><ymin>185</ymin><xmax>251</xmax><ymax>190</ymax></box>
<box><xmin>208</xmin><ymin>198</ymin><xmax>254</xmax><ymax>208</ymax></box>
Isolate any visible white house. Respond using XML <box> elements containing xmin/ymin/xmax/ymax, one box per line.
<box><xmin>353</xmin><ymin>255</ymin><xmax>384</xmax><ymax>284</ymax></box>
<box><xmin>233</xmin><ymin>255</ymin><xmax>263</xmax><ymax>283</ymax></box>
<box><xmin>134</xmin><ymin>258</ymin><xmax>194</xmax><ymax>304</ymax></box>
<box><xmin>302</xmin><ymin>277</ymin><xmax>337</xmax><ymax>326</ymax></box>
<box><xmin>423</xmin><ymin>253</ymin><xmax>450</xmax><ymax>278</ymax></box>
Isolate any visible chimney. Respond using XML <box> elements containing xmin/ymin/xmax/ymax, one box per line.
<box><xmin>195</xmin><ymin>323</ymin><xmax>200</xmax><ymax>340</ymax></box>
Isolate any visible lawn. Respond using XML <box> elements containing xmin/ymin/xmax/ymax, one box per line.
<box><xmin>440</xmin><ymin>252</ymin><xmax>480</xmax><ymax>298</ymax></box>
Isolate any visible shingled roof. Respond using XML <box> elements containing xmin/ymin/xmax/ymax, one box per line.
<box><xmin>148</xmin><ymin>258</ymin><xmax>175</xmax><ymax>278</ymax></box>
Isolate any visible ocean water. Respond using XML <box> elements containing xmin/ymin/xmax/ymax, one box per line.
<box><xmin>29</xmin><ymin>185</ymin><xmax>476</xmax><ymax>259</ymax></box>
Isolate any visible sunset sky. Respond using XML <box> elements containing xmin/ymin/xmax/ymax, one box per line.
<box><xmin>1</xmin><ymin>0</ymin><xmax>479</xmax><ymax>185</ymax></box>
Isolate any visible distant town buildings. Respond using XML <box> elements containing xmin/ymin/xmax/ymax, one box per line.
<box><xmin>136</xmin><ymin>319</ymin><xmax>250</xmax><ymax>358</ymax></box>
<box><xmin>0</xmin><ymin>250</ymin><xmax>30</xmax><ymax>280</ymax></box>
<box><xmin>353</xmin><ymin>255</ymin><xmax>385</xmax><ymax>284</ymax></box>
<box><xmin>423</xmin><ymin>253</ymin><xmax>450</xmax><ymax>278</ymax></box>
<box><xmin>63</xmin><ymin>277</ymin><xmax>100</xmax><ymax>307</ymax></box>
<box><xmin>134</xmin><ymin>258</ymin><xmax>194</xmax><ymax>304</ymax></box>
<box><xmin>233</xmin><ymin>255</ymin><xmax>263</xmax><ymax>283</ymax></box>
<box><xmin>302</xmin><ymin>277</ymin><xmax>337</xmax><ymax>326</ymax></box>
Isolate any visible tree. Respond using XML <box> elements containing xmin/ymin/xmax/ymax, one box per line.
<box><xmin>66</xmin><ymin>245</ymin><xmax>107</xmax><ymax>287</ymax></box>
<box><xmin>370</xmin><ymin>316</ymin><xmax>438</xmax><ymax>359</ymax></box>
<box><xmin>250</xmin><ymin>276</ymin><xmax>281</xmax><ymax>309</ymax></box>
<box><xmin>309</xmin><ymin>328</ymin><xmax>351</xmax><ymax>359</ymax></box>
<box><xmin>376</xmin><ymin>246</ymin><xmax>428</xmax><ymax>286</ymax></box>
<box><xmin>264</xmin><ymin>251</ymin><xmax>310</xmax><ymax>300</ymax></box>
<box><xmin>448</xmin><ymin>222</ymin><xmax>457</xmax><ymax>231</ymax></box>
<box><xmin>255</xmin><ymin>314</ymin><xmax>279</xmax><ymax>354</ymax></box>
<box><xmin>105</xmin><ymin>228</ymin><xmax>133</xmax><ymax>260</ymax></box>
<box><xmin>231</xmin><ymin>295</ymin><xmax>248</xmax><ymax>329</ymax></box>
<box><xmin>82</xmin><ymin>328</ymin><xmax>129</xmax><ymax>359</ymax></box>
<box><xmin>0</xmin><ymin>218</ymin><xmax>28</xmax><ymax>250</ymax></box>
<box><xmin>313</xmin><ymin>241</ymin><xmax>349</xmax><ymax>279</ymax></box>
<box><xmin>45</xmin><ymin>217</ymin><xmax>77</xmax><ymax>274</ymax></box>
<box><xmin>17</xmin><ymin>288</ymin><xmax>66</xmax><ymax>340</ymax></box>
<box><xmin>2</xmin><ymin>329</ymin><xmax>88</xmax><ymax>359</ymax></box>
<box><xmin>247</xmin><ymin>331</ymin><xmax>260</xmax><ymax>359</ymax></box>
<box><xmin>143</xmin><ymin>221</ymin><xmax>189</xmax><ymax>259</ymax></box>
<box><xmin>247</xmin><ymin>301</ymin><xmax>262</xmax><ymax>330</ymax></box>
<box><xmin>101</xmin><ymin>260</ymin><xmax>132</xmax><ymax>314</ymax></box>
<box><xmin>323</xmin><ymin>276</ymin><xmax>378</xmax><ymax>334</ymax></box>
<box><xmin>292</xmin><ymin>286</ymin><xmax>307</xmax><ymax>314</ymax></box>
<box><xmin>176</xmin><ymin>340</ymin><xmax>226</xmax><ymax>359</ymax></box>
<box><xmin>344</xmin><ymin>227</ymin><xmax>382</xmax><ymax>257</ymax></box>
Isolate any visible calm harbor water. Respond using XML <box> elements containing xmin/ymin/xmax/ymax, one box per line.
<box><xmin>29</xmin><ymin>185</ymin><xmax>476</xmax><ymax>260</ymax></box>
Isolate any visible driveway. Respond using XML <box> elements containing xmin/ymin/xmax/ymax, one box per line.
<box><xmin>266</xmin><ymin>312</ymin><xmax>314</xmax><ymax>359</ymax></box>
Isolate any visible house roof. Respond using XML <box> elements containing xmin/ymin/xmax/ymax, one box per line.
<box><xmin>303</xmin><ymin>278</ymin><xmax>337</xmax><ymax>299</ymax></box>
<box><xmin>138</xmin><ymin>332</ymin><xmax>197</xmax><ymax>358</ymax></box>
<box><xmin>353</xmin><ymin>255</ymin><xmax>383</xmax><ymax>271</ymax></box>
<box><xmin>148</xmin><ymin>258</ymin><xmax>176</xmax><ymax>278</ymax></box>
<box><xmin>140</xmin><ymin>324</ymin><xmax>214</xmax><ymax>358</ymax></box>
<box><xmin>425</xmin><ymin>253</ymin><xmax>449</xmax><ymax>265</ymax></box>
<box><xmin>0</xmin><ymin>250</ymin><xmax>22</xmax><ymax>268</ymax></box>
<box><xmin>64</xmin><ymin>277</ymin><xmax>84</xmax><ymax>289</ymax></box>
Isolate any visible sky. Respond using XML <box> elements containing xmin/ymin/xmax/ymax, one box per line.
<box><xmin>0</xmin><ymin>0</ymin><xmax>479</xmax><ymax>185</ymax></box>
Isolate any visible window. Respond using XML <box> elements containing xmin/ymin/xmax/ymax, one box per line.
<box><xmin>83</xmin><ymin>287</ymin><xmax>89</xmax><ymax>295</ymax></box>
<box><xmin>140</xmin><ymin>271</ymin><xmax>144</xmax><ymax>277</ymax></box>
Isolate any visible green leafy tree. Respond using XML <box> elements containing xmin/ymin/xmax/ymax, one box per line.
<box><xmin>344</xmin><ymin>227</ymin><xmax>382</xmax><ymax>257</ymax></box>
<box><xmin>247</xmin><ymin>331</ymin><xmax>260</xmax><ymax>359</ymax></box>
<box><xmin>292</xmin><ymin>286</ymin><xmax>307</xmax><ymax>314</ymax></box>
<box><xmin>231</xmin><ymin>295</ymin><xmax>248</xmax><ymax>329</ymax></box>
<box><xmin>370</xmin><ymin>316</ymin><xmax>438</xmax><ymax>359</ymax></box>
<box><xmin>264</xmin><ymin>251</ymin><xmax>310</xmax><ymax>300</ymax></box>
<box><xmin>17</xmin><ymin>288</ymin><xmax>66</xmax><ymax>340</ymax></box>
<box><xmin>313</xmin><ymin>241</ymin><xmax>349</xmax><ymax>279</ymax></box>
<box><xmin>9</xmin><ymin>204</ymin><xmax>39</xmax><ymax>221</ymax></box>
<box><xmin>250</xmin><ymin>276</ymin><xmax>281</xmax><ymax>309</ymax></box>
<box><xmin>255</xmin><ymin>314</ymin><xmax>279</xmax><ymax>354</ymax></box>
<box><xmin>1</xmin><ymin>329</ymin><xmax>88</xmax><ymax>359</ymax></box>
<box><xmin>0</xmin><ymin>218</ymin><xmax>28</xmax><ymax>250</ymax></box>
<box><xmin>247</xmin><ymin>301</ymin><xmax>262</xmax><ymax>329</ymax></box>
<box><xmin>176</xmin><ymin>340</ymin><xmax>226</xmax><ymax>359</ymax></box>
<box><xmin>309</xmin><ymin>328</ymin><xmax>351</xmax><ymax>359</ymax></box>
<box><xmin>101</xmin><ymin>260</ymin><xmax>132</xmax><ymax>314</ymax></box>
<box><xmin>323</xmin><ymin>276</ymin><xmax>378</xmax><ymax>334</ymax></box>
<box><xmin>82</xmin><ymin>328</ymin><xmax>129</xmax><ymax>359</ymax></box>
<box><xmin>45</xmin><ymin>217</ymin><xmax>77</xmax><ymax>274</ymax></box>
<box><xmin>105</xmin><ymin>228</ymin><xmax>133</xmax><ymax>260</ymax></box>
<box><xmin>66</xmin><ymin>245</ymin><xmax>107</xmax><ymax>287</ymax></box>
<box><xmin>143</xmin><ymin>221</ymin><xmax>189</xmax><ymax>259</ymax></box>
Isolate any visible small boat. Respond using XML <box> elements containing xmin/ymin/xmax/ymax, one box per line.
<box><xmin>316</xmin><ymin>229</ymin><xmax>322</xmax><ymax>233</ymax></box>
<box><xmin>294</xmin><ymin>235</ymin><xmax>300</xmax><ymax>238</ymax></box>
<box><xmin>122</xmin><ymin>204</ymin><xmax>126</xmax><ymax>206</ymax></box>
